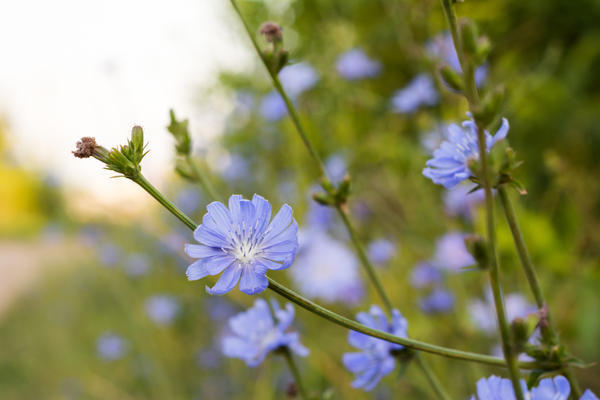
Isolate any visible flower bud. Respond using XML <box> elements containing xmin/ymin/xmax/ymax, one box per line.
<box><xmin>439</xmin><ymin>64</ymin><xmax>464</xmax><ymax>92</ymax></box>
<box><xmin>313</xmin><ymin>192</ymin><xmax>334</xmax><ymax>206</ymax></box>
<box><xmin>473</xmin><ymin>86</ymin><xmax>505</xmax><ymax>128</ymax></box>
<box><xmin>167</xmin><ymin>109</ymin><xmax>192</xmax><ymax>156</ymax></box>
<box><xmin>464</xmin><ymin>234</ymin><xmax>488</xmax><ymax>269</ymax></box>
<box><xmin>460</xmin><ymin>19</ymin><xmax>478</xmax><ymax>58</ymax></box>
<box><xmin>511</xmin><ymin>317</ymin><xmax>530</xmax><ymax>353</ymax></box>
<box><xmin>259</xmin><ymin>22</ymin><xmax>282</xmax><ymax>43</ymax></box>
<box><xmin>72</xmin><ymin>137</ymin><xmax>98</xmax><ymax>158</ymax></box>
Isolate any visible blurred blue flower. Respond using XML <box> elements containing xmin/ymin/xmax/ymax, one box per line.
<box><xmin>234</xmin><ymin>90</ymin><xmax>255</xmax><ymax>114</ymax></box>
<box><xmin>427</xmin><ymin>32</ymin><xmax>487</xmax><ymax>87</ymax></box>
<box><xmin>196</xmin><ymin>348</ymin><xmax>222</xmax><ymax>369</ymax></box>
<box><xmin>279</xmin><ymin>62</ymin><xmax>319</xmax><ymax>97</ymax></box>
<box><xmin>99</xmin><ymin>243</ymin><xmax>121</xmax><ymax>267</ymax></box>
<box><xmin>185</xmin><ymin>194</ymin><xmax>298</xmax><ymax>295</ymax></box>
<box><xmin>175</xmin><ymin>187</ymin><xmax>202</xmax><ymax>215</ymax></box>
<box><xmin>291</xmin><ymin>229</ymin><xmax>364</xmax><ymax>304</ymax></box>
<box><xmin>222</xmin><ymin>299</ymin><xmax>309</xmax><ymax>367</ymax></box>
<box><xmin>530</xmin><ymin>376</ymin><xmax>571</xmax><ymax>400</ymax></box>
<box><xmin>336</xmin><ymin>48</ymin><xmax>382</xmax><ymax>80</ymax></box>
<box><xmin>432</xmin><ymin>232</ymin><xmax>475</xmax><ymax>272</ymax></box>
<box><xmin>125</xmin><ymin>253</ymin><xmax>150</xmax><ymax>277</ymax></box>
<box><xmin>220</xmin><ymin>153</ymin><xmax>250</xmax><ymax>182</ymax></box>
<box><xmin>145</xmin><ymin>295</ymin><xmax>180</xmax><ymax>326</ymax></box>
<box><xmin>96</xmin><ymin>333</ymin><xmax>127</xmax><ymax>361</ymax></box>
<box><xmin>469</xmin><ymin>291</ymin><xmax>536</xmax><ymax>334</ymax></box>
<box><xmin>410</xmin><ymin>261</ymin><xmax>442</xmax><ymax>288</ymax></box>
<box><xmin>423</xmin><ymin>116</ymin><xmax>509</xmax><ymax>188</ymax></box>
<box><xmin>469</xmin><ymin>375</ymin><xmax>528</xmax><ymax>400</ymax></box>
<box><xmin>204</xmin><ymin>297</ymin><xmax>238</xmax><ymax>322</ymax></box>
<box><xmin>391</xmin><ymin>74</ymin><xmax>438</xmax><ymax>114</ymax></box>
<box><xmin>342</xmin><ymin>305</ymin><xmax>408</xmax><ymax>391</ymax></box>
<box><xmin>325</xmin><ymin>153</ymin><xmax>348</xmax><ymax>185</ymax></box>
<box><xmin>367</xmin><ymin>239</ymin><xmax>396</xmax><ymax>266</ymax></box>
<box><xmin>443</xmin><ymin>184</ymin><xmax>485</xmax><ymax>220</ymax></box>
<box><xmin>419</xmin><ymin>288</ymin><xmax>455</xmax><ymax>314</ymax></box>
<box><xmin>260</xmin><ymin>91</ymin><xmax>288</xmax><ymax>121</ymax></box>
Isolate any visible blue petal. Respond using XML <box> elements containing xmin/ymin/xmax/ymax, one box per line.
<box><xmin>193</xmin><ymin>225</ymin><xmax>228</xmax><ymax>248</ymax></box>
<box><xmin>238</xmin><ymin>266</ymin><xmax>269</xmax><ymax>295</ymax></box>
<box><xmin>206</xmin><ymin>264</ymin><xmax>242</xmax><ymax>295</ymax></box>
<box><xmin>342</xmin><ymin>352</ymin><xmax>370</xmax><ymax>373</ymax></box>
<box><xmin>186</xmin><ymin>256</ymin><xmax>235</xmax><ymax>281</ymax></box>
<box><xmin>184</xmin><ymin>244</ymin><xmax>224</xmax><ymax>258</ymax></box>
<box><xmin>581</xmin><ymin>390</ymin><xmax>599</xmax><ymax>400</ymax></box>
<box><xmin>206</xmin><ymin>201</ymin><xmax>232</xmax><ymax>230</ymax></box>
<box><xmin>228</xmin><ymin>195</ymin><xmax>243</xmax><ymax>223</ymax></box>
<box><xmin>264</xmin><ymin>204</ymin><xmax>294</xmax><ymax>243</ymax></box>
<box><xmin>222</xmin><ymin>336</ymin><xmax>253</xmax><ymax>359</ymax></box>
<box><xmin>251</xmin><ymin>194</ymin><xmax>272</xmax><ymax>233</ymax></box>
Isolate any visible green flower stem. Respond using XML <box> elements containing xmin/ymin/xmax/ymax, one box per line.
<box><xmin>130</xmin><ymin>171</ymin><xmax>560</xmax><ymax>370</ymax></box>
<box><xmin>439</xmin><ymin>2</ymin><xmax>525</xmax><ymax>399</ymax></box>
<box><xmin>414</xmin><ymin>353</ymin><xmax>452</xmax><ymax>400</ymax></box>
<box><xmin>184</xmin><ymin>154</ymin><xmax>222</xmax><ymax>202</ymax></box>
<box><xmin>335</xmin><ymin>205</ymin><xmax>394</xmax><ymax>313</ymax></box>
<box><xmin>280</xmin><ymin>347</ymin><xmax>309</xmax><ymax>400</ymax></box>
<box><xmin>229</xmin><ymin>0</ymin><xmax>327</xmax><ymax>178</ymax></box>
<box><xmin>498</xmin><ymin>186</ymin><xmax>582</xmax><ymax>398</ymax></box>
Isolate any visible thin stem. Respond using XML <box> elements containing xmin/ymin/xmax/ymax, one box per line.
<box><xmin>185</xmin><ymin>154</ymin><xmax>222</xmax><ymax>201</ymax></box>
<box><xmin>134</xmin><ymin>174</ymin><xmax>197</xmax><ymax>231</ymax></box>
<box><xmin>414</xmin><ymin>353</ymin><xmax>452</xmax><ymax>400</ymax></box>
<box><xmin>498</xmin><ymin>186</ymin><xmax>582</xmax><ymax>398</ymax></box>
<box><xmin>129</xmin><ymin>172</ymin><xmax>560</xmax><ymax>370</ymax></box>
<box><xmin>280</xmin><ymin>347</ymin><xmax>308</xmax><ymax>400</ymax></box>
<box><xmin>229</xmin><ymin>0</ymin><xmax>327</xmax><ymax>178</ymax></box>
<box><xmin>335</xmin><ymin>205</ymin><xmax>394</xmax><ymax>313</ymax></box>
<box><xmin>439</xmin><ymin>2</ymin><xmax>524</xmax><ymax>399</ymax></box>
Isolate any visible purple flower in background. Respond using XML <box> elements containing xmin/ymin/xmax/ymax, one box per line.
<box><xmin>391</xmin><ymin>74</ymin><xmax>438</xmax><ymax>113</ymax></box>
<box><xmin>99</xmin><ymin>243</ymin><xmax>121</xmax><ymax>267</ymax></box>
<box><xmin>427</xmin><ymin>32</ymin><xmax>487</xmax><ymax>87</ymax></box>
<box><xmin>419</xmin><ymin>289</ymin><xmax>455</xmax><ymax>314</ymax></box>
<box><xmin>367</xmin><ymin>239</ymin><xmax>396</xmax><ymax>266</ymax></box>
<box><xmin>530</xmin><ymin>376</ymin><xmax>571</xmax><ymax>400</ymax></box>
<box><xmin>325</xmin><ymin>153</ymin><xmax>348</xmax><ymax>185</ymax></box>
<box><xmin>145</xmin><ymin>295</ymin><xmax>180</xmax><ymax>326</ymax></box>
<box><xmin>411</xmin><ymin>261</ymin><xmax>442</xmax><ymax>288</ymax></box>
<box><xmin>185</xmin><ymin>194</ymin><xmax>298</xmax><ymax>295</ymax></box>
<box><xmin>220</xmin><ymin>153</ymin><xmax>250</xmax><ymax>182</ymax></box>
<box><xmin>432</xmin><ymin>232</ymin><xmax>475</xmax><ymax>272</ymax></box>
<box><xmin>235</xmin><ymin>90</ymin><xmax>255</xmax><ymax>114</ymax></box>
<box><xmin>260</xmin><ymin>91</ymin><xmax>287</xmax><ymax>121</ymax></box>
<box><xmin>204</xmin><ymin>297</ymin><xmax>238</xmax><ymax>322</ymax></box>
<box><xmin>343</xmin><ymin>305</ymin><xmax>408</xmax><ymax>391</ymax></box>
<box><xmin>279</xmin><ymin>62</ymin><xmax>319</xmax><ymax>97</ymax></box>
<box><xmin>175</xmin><ymin>187</ymin><xmax>202</xmax><ymax>215</ymax></box>
<box><xmin>97</xmin><ymin>333</ymin><xmax>127</xmax><ymax>361</ymax></box>
<box><xmin>444</xmin><ymin>184</ymin><xmax>485</xmax><ymax>220</ymax></box>
<box><xmin>222</xmin><ymin>299</ymin><xmax>309</xmax><ymax>367</ymax></box>
<box><xmin>291</xmin><ymin>230</ymin><xmax>363</xmax><ymax>304</ymax></box>
<box><xmin>125</xmin><ymin>253</ymin><xmax>150</xmax><ymax>277</ymax></box>
<box><xmin>421</xmin><ymin>124</ymin><xmax>452</xmax><ymax>154</ymax></box>
<box><xmin>469</xmin><ymin>291</ymin><xmax>536</xmax><ymax>334</ymax></box>
<box><xmin>469</xmin><ymin>375</ymin><xmax>528</xmax><ymax>400</ymax></box>
<box><xmin>336</xmin><ymin>48</ymin><xmax>382</xmax><ymax>80</ymax></box>
<box><xmin>423</xmin><ymin>115</ymin><xmax>509</xmax><ymax>188</ymax></box>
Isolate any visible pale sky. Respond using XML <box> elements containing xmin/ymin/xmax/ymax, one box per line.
<box><xmin>0</xmin><ymin>0</ymin><xmax>262</xmax><ymax>209</ymax></box>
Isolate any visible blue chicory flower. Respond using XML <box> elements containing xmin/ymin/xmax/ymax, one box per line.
<box><xmin>222</xmin><ymin>298</ymin><xmax>309</xmax><ymax>367</ymax></box>
<box><xmin>145</xmin><ymin>295</ymin><xmax>180</xmax><ymax>326</ymax></box>
<box><xmin>529</xmin><ymin>375</ymin><xmax>571</xmax><ymax>400</ymax></box>
<box><xmin>421</xmin><ymin>124</ymin><xmax>452</xmax><ymax>154</ymax></box>
<box><xmin>175</xmin><ymin>187</ymin><xmax>202</xmax><ymax>215</ymax></box>
<box><xmin>342</xmin><ymin>305</ymin><xmax>408</xmax><ymax>391</ymax></box>
<box><xmin>279</xmin><ymin>62</ymin><xmax>319</xmax><ymax>97</ymax></box>
<box><xmin>469</xmin><ymin>375</ymin><xmax>528</xmax><ymax>400</ymax></box>
<box><xmin>470</xmin><ymin>375</ymin><xmax>598</xmax><ymax>400</ymax></box>
<box><xmin>391</xmin><ymin>74</ymin><xmax>438</xmax><ymax>113</ymax></box>
<box><xmin>411</xmin><ymin>261</ymin><xmax>443</xmax><ymax>288</ymax></box>
<box><xmin>469</xmin><ymin>291</ymin><xmax>536</xmax><ymax>334</ymax></box>
<box><xmin>422</xmin><ymin>115</ymin><xmax>509</xmax><ymax>188</ymax></box>
<box><xmin>125</xmin><ymin>253</ymin><xmax>150</xmax><ymax>277</ymax></box>
<box><xmin>582</xmin><ymin>390</ymin><xmax>600</xmax><ymax>400</ymax></box>
<box><xmin>99</xmin><ymin>243</ymin><xmax>121</xmax><ymax>267</ymax></box>
<box><xmin>336</xmin><ymin>48</ymin><xmax>382</xmax><ymax>80</ymax></box>
<box><xmin>185</xmin><ymin>194</ymin><xmax>298</xmax><ymax>296</ymax></box>
<box><xmin>419</xmin><ymin>288</ymin><xmax>455</xmax><ymax>314</ymax></box>
<box><xmin>325</xmin><ymin>153</ymin><xmax>348</xmax><ymax>185</ymax></box>
<box><xmin>291</xmin><ymin>229</ymin><xmax>364</xmax><ymax>304</ymax></box>
<box><xmin>260</xmin><ymin>91</ymin><xmax>288</xmax><ymax>121</ymax></box>
<box><xmin>432</xmin><ymin>232</ymin><xmax>476</xmax><ymax>272</ymax></box>
<box><xmin>367</xmin><ymin>239</ymin><xmax>396</xmax><ymax>266</ymax></box>
<box><xmin>96</xmin><ymin>333</ymin><xmax>127</xmax><ymax>361</ymax></box>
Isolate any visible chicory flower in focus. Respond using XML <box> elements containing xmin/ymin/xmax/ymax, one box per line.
<box><xmin>336</xmin><ymin>48</ymin><xmax>382</xmax><ymax>80</ymax></box>
<box><xmin>342</xmin><ymin>305</ymin><xmax>408</xmax><ymax>391</ymax></box>
<box><xmin>222</xmin><ymin>298</ymin><xmax>309</xmax><ymax>367</ymax></box>
<box><xmin>145</xmin><ymin>295</ymin><xmax>180</xmax><ymax>326</ymax></box>
<box><xmin>423</xmin><ymin>116</ymin><xmax>509</xmax><ymax>188</ymax></box>
<box><xmin>391</xmin><ymin>74</ymin><xmax>438</xmax><ymax>114</ymax></box>
<box><xmin>185</xmin><ymin>194</ymin><xmax>298</xmax><ymax>296</ymax></box>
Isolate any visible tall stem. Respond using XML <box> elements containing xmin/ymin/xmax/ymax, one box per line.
<box><xmin>335</xmin><ymin>205</ymin><xmax>393</xmax><ymax>313</ymax></box>
<box><xmin>229</xmin><ymin>0</ymin><xmax>327</xmax><ymax>178</ymax></box>
<box><xmin>439</xmin><ymin>1</ymin><xmax>524</xmax><ymax>398</ymax></box>
<box><xmin>130</xmin><ymin>171</ymin><xmax>559</xmax><ymax>370</ymax></box>
<box><xmin>415</xmin><ymin>353</ymin><xmax>452</xmax><ymax>400</ymax></box>
<box><xmin>498</xmin><ymin>186</ymin><xmax>582</xmax><ymax>397</ymax></box>
<box><xmin>281</xmin><ymin>348</ymin><xmax>309</xmax><ymax>400</ymax></box>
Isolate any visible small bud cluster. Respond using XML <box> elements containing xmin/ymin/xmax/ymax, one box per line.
<box><xmin>259</xmin><ymin>21</ymin><xmax>288</xmax><ymax>74</ymax></box>
<box><xmin>312</xmin><ymin>175</ymin><xmax>352</xmax><ymax>208</ymax></box>
<box><xmin>72</xmin><ymin>137</ymin><xmax>98</xmax><ymax>158</ymax></box>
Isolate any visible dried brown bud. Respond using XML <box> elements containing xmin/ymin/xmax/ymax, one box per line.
<box><xmin>72</xmin><ymin>137</ymin><xmax>98</xmax><ymax>158</ymax></box>
<box><xmin>259</xmin><ymin>21</ymin><xmax>282</xmax><ymax>43</ymax></box>
<box><xmin>285</xmin><ymin>382</ymin><xmax>298</xmax><ymax>398</ymax></box>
